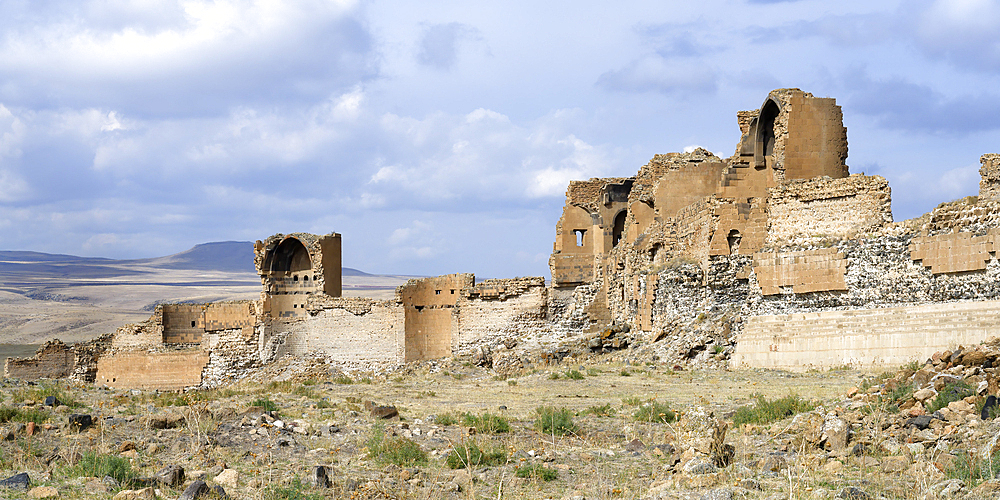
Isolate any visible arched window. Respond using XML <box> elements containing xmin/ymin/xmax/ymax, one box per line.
<box><xmin>755</xmin><ymin>99</ymin><xmax>779</xmax><ymax>169</ymax></box>
<box><xmin>267</xmin><ymin>238</ymin><xmax>312</xmax><ymax>274</ymax></box>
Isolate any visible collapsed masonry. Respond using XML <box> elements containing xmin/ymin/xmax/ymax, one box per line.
<box><xmin>12</xmin><ymin>232</ymin><xmax>555</xmax><ymax>390</ymax></box>
<box><xmin>550</xmin><ymin>88</ymin><xmax>1000</xmax><ymax>371</ymax></box>
<box><xmin>10</xmin><ymin>88</ymin><xmax>1000</xmax><ymax>388</ymax></box>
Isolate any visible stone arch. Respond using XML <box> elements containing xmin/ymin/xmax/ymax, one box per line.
<box><xmin>266</xmin><ymin>237</ymin><xmax>312</xmax><ymax>274</ymax></box>
<box><xmin>755</xmin><ymin>98</ymin><xmax>781</xmax><ymax>169</ymax></box>
<box><xmin>611</xmin><ymin>209</ymin><xmax>628</xmax><ymax>247</ymax></box>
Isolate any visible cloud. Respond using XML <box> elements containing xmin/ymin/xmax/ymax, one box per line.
<box><xmin>596</xmin><ymin>56</ymin><xmax>717</xmax><ymax>95</ymax></box>
<box><xmin>912</xmin><ymin>0</ymin><xmax>1000</xmax><ymax>72</ymax></box>
<box><xmin>0</xmin><ymin>0</ymin><xmax>376</xmax><ymax>116</ymax></box>
<box><xmin>842</xmin><ymin>70</ymin><xmax>1000</xmax><ymax>134</ymax></box>
<box><xmin>415</xmin><ymin>22</ymin><xmax>483</xmax><ymax>70</ymax></box>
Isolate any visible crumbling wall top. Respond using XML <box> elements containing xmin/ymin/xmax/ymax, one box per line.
<box><xmin>979</xmin><ymin>154</ymin><xmax>1000</xmax><ymax>202</ymax></box>
<box><xmin>628</xmin><ymin>149</ymin><xmax>723</xmax><ymax>206</ymax></box>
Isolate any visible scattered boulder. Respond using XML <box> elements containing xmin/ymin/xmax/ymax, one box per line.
<box><xmin>179</xmin><ymin>480</ymin><xmax>210</xmax><ymax>500</ymax></box>
<box><xmin>366</xmin><ymin>402</ymin><xmax>399</xmax><ymax>420</ymax></box>
<box><xmin>313</xmin><ymin>466</ymin><xmax>331</xmax><ymax>488</ymax></box>
<box><xmin>68</xmin><ymin>414</ymin><xmax>92</xmax><ymax>431</ymax></box>
<box><xmin>214</xmin><ymin>469</ymin><xmax>239</xmax><ymax>489</ymax></box>
<box><xmin>154</xmin><ymin>464</ymin><xmax>185</xmax><ymax>487</ymax></box>
<box><xmin>836</xmin><ymin>487</ymin><xmax>871</xmax><ymax>500</ymax></box>
<box><xmin>27</xmin><ymin>486</ymin><xmax>58</xmax><ymax>498</ymax></box>
<box><xmin>0</xmin><ymin>472</ymin><xmax>30</xmax><ymax>491</ymax></box>
<box><xmin>43</xmin><ymin>396</ymin><xmax>60</xmax><ymax>407</ymax></box>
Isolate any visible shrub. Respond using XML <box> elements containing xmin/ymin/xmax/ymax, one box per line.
<box><xmin>446</xmin><ymin>442</ymin><xmax>507</xmax><ymax>469</ymax></box>
<box><xmin>515</xmin><ymin>463</ymin><xmax>558</xmax><ymax>481</ymax></box>
<box><xmin>366</xmin><ymin>426</ymin><xmax>427</xmax><ymax>466</ymax></box>
<box><xmin>947</xmin><ymin>450</ymin><xmax>1000</xmax><ymax>487</ymax></box>
<box><xmin>619</xmin><ymin>369</ymin><xmax>631</xmax><ymax>377</ymax></box>
<box><xmin>434</xmin><ymin>413</ymin><xmax>457</xmax><ymax>426</ymax></box>
<box><xmin>581</xmin><ymin>403</ymin><xmax>616</xmax><ymax>417</ymax></box>
<box><xmin>534</xmin><ymin>407</ymin><xmax>578</xmax><ymax>436</ymax></box>
<box><xmin>462</xmin><ymin>412</ymin><xmax>510</xmax><ymax>434</ymax></box>
<box><xmin>633</xmin><ymin>400</ymin><xmax>676</xmax><ymax>423</ymax></box>
<box><xmin>262</xmin><ymin>478</ymin><xmax>326</xmax><ymax>500</ymax></box>
<box><xmin>732</xmin><ymin>394</ymin><xmax>814</xmax><ymax>426</ymax></box>
<box><xmin>251</xmin><ymin>398</ymin><xmax>279</xmax><ymax>413</ymax></box>
<box><xmin>548</xmin><ymin>372</ymin><xmax>561</xmax><ymax>380</ymax></box>
<box><xmin>564</xmin><ymin>370</ymin><xmax>585</xmax><ymax>380</ymax></box>
<box><xmin>0</xmin><ymin>406</ymin><xmax>47</xmax><ymax>425</ymax></box>
<box><xmin>507</xmin><ymin>380</ymin><xmax>517</xmax><ymax>386</ymax></box>
<box><xmin>333</xmin><ymin>375</ymin><xmax>354</xmax><ymax>384</ymax></box>
<box><xmin>586</xmin><ymin>367</ymin><xmax>601</xmax><ymax>377</ymax></box>
<box><xmin>68</xmin><ymin>452</ymin><xmax>138</xmax><ymax>486</ymax></box>
<box><xmin>621</xmin><ymin>396</ymin><xmax>642</xmax><ymax>407</ymax></box>
<box><xmin>928</xmin><ymin>380</ymin><xmax>974</xmax><ymax>413</ymax></box>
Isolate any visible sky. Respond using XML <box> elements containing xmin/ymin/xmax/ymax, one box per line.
<box><xmin>0</xmin><ymin>0</ymin><xmax>998</xmax><ymax>278</ymax></box>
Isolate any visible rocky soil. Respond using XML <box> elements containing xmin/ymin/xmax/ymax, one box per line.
<box><xmin>1</xmin><ymin>344</ymin><xmax>1000</xmax><ymax>500</ymax></box>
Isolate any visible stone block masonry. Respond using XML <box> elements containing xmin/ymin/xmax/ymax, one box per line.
<box><xmin>733</xmin><ymin>301</ymin><xmax>1000</xmax><ymax>370</ymax></box>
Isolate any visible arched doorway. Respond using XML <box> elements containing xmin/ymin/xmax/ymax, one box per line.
<box><xmin>612</xmin><ymin>210</ymin><xmax>628</xmax><ymax>247</ymax></box>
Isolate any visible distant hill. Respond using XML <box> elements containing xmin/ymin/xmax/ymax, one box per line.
<box><xmin>0</xmin><ymin>242</ymin><xmax>375</xmax><ymax>276</ymax></box>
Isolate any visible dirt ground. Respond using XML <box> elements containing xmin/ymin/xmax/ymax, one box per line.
<box><xmin>0</xmin><ymin>359</ymin><xmax>876</xmax><ymax>500</ymax></box>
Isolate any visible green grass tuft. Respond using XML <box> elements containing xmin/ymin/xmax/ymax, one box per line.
<box><xmin>564</xmin><ymin>370</ymin><xmax>585</xmax><ymax>380</ymax></box>
<box><xmin>515</xmin><ymin>463</ymin><xmax>558</xmax><ymax>481</ymax></box>
<box><xmin>534</xmin><ymin>407</ymin><xmax>578</xmax><ymax>436</ymax></box>
<box><xmin>251</xmin><ymin>397</ymin><xmax>279</xmax><ymax>413</ymax></box>
<box><xmin>366</xmin><ymin>426</ymin><xmax>427</xmax><ymax>466</ymax></box>
<box><xmin>732</xmin><ymin>394</ymin><xmax>814</xmax><ymax>426</ymax></box>
<box><xmin>67</xmin><ymin>452</ymin><xmax>138</xmax><ymax>487</ymax></box>
<box><xmin>462</xmin><ymin>412</ymin><xmax>510</xmax><ymax>434</ymax></box>
<box><xmin>446</xmin><ymin>442</ymin><xmax>507</xmax><ymax>469</ymax></box>
<box><xmin>0</xmin><ymin>406</ymin><xmax>47</xmax><ymax>425</ymax></box>
<box><xmin>928</xmin><ymin>380</ymin><xmax>974</xmax><ymax>413</ymax></box>
<box><xmin>633</xmin><ymin>400</ymin><xmax>676</xmax><ymax>423</ymax></box>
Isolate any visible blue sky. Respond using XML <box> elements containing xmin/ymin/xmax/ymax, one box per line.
<box><xmin>0</xmin><ymin>0</ymin><xmax>998</xmax><ymax>277</ymax></box>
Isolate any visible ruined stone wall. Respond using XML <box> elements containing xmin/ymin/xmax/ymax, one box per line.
<box><xmin>96</xmin><ymin>350</ymin><xmax>209</xmax><ymax>391</ymax></box>
<box><xmin>201</xmin><ymin>326</ymin><xmax>262</xmax><ymax>388</ymax></box>
<box><xmin>276</xmin><ymin>296</ymin><xmax>405</xmax><ymax>371</ymax></box>
<box><xmin>400</xmin><ymin>274</ymin><xmax>471</xmax><ymax>362</ymax></box>
<box><xmin>979</xmin><ymin>154</ymin><xmax>1000</xmax><ymax>201</ymax></box>
<box><xmin>4</xmin><ymin>340</ymin><xmax>75</xmax><ymax>380</ymax></box>
<box><xmin>256</xmin><ymin>232</ymin><xmax>342</xmax><ymax>319</ymax></box>
<box><xmin>455</xmin><ymin>278</ymin><xmax>548</xmax><ymax>350</ymax></box>
<box><xmin>767</xmin><ymin>174</ymin><xmax>892</xmax><ymax>246</ymax></box>
<box><xmin>734</xmin><ymin>300</ymin><xmax>1000</xmax><ymax>371</ymax></box>
<box><xmin>782</xmin><ymin>92</ymin><xmax>849</xmax><ymax>180</ymax></box>
<box><xmin>161</xmin><ymin>304</ymin><xmax>204</xmax><ymax>343</ymax></box>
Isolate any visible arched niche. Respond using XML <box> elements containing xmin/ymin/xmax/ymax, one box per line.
<box><xmin>754</xmin><ymin>98</ymin><xmax>781</xmax><ymax>169</ymax></box>
<box><xmin>266</xmin><ymin>238</ymin><xmax>312</xmax><ymax>274</ymax></box>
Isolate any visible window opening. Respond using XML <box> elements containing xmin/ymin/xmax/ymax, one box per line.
<box><xmin>574</xmin><ymin>229</ymin><xmax>586</xmax><ymax>247</ymax></box>
<box><xmin>435</xmin><ymin>290</ymin><xmax>441</xmax><ymax>295</ymax></box>
<box><xmin>727</xmin><ymin>230</ymin><xmax>742</xmax><ymax>255</ymax></box>
<box><xmin>191</xmin><ymin>320</ymin><xmax>196</xmax><ymax>328</ymax></box>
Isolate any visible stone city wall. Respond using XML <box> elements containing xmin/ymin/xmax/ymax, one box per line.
<box><xmin>4</xmin><ymin>340</ymin><xmax>75</xmax><ymax>380</ymax></box>
<box><xmin>733</xmin><ymin>300</ymin><xmax>1000</xmax><ymax>371</ymax></box>
<box><xmin>96</xmin><ymin>350</ymin><xmax>210</xmax><ymax>391</ymax></box>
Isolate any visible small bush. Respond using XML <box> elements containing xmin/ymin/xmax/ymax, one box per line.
<box><xmin>68</xmin><ymin>452</ymin><xmax>138</xmax><ymax>486</ymax></box>
<box><xmin>262</xmin><ymin>478</ymin><xmax>325</xmax><ymax>500</ymax></box>
<box><xmin>928</xmin><ymin>380</ymin><xmax>974</xmax><ymax>413</ymax></box>
<box><xmin>251</xmin><ymin>398</ymin><xmax>279</xmax><ymax>413</ymax></box>
<box><xmin>366</xmin><ymin>426</ymin><xmax>427</xmax><ymax>466</ymax></box>
<box><xmin>435</xmin><ymin>413</ymin><xmax>458</xmax><ymax>426</ymax></box>
<box><xmin>515</xmin><ymin>463</ymin><xmax>558</xmax><ymax>481</ymax></box>
<box><xmin>548</xmin><ymin>372</ymin><xmax>561</xmax><ymax>380</ymax></box>
<box><xmin>507</xmin><ymin>380</ymin><xmax>517</xmax><ymax>386</ymax></box>
<box><xmin>947</xmin><ymin>450</ymin><xmax>1000</xmax><ymax>487</ymax></box>
<box><xmin>462</xmin><ymin>412</ymin><xmax>510</xmax><ymax>434</ymax></box>
<box><xmin>621</xmin><ymin>396</ymin><xmax>642</xmax><ymax>407</ymax></box>
<box><xmin>564</xmin><ymin>370</ymin><xmax>585</xmax><ymax>380</ymax></box>
<box><xmin>581</xmin><ymin>403</ymin><xmax>616</xmax><ymax>417</ymax></box>
<box><xmin>633</xmin><ymin>400</ymin><xmax>676</xmax><ymax>423</ymax></box>
<box><xmin>586</xmin><ymin>367</ymin><xmax>601</xmax><ymax>376</ymax></box>
<box><xmin>0</xmin><ymin>406</ymin><xmax>47</xmax><ymax>425</ymax></box>
<box><xmin>446</xmin><ymin>442</ymin><xmax>507</xmax><ymax>469</ymax></box>
<box><xmin>333</xmin><ymin>375</ymin><xmax>354</xmax><ymax>384</ymax></box>
<box><xmin>619</xmin><ymin>369</ymin><xmax>631</xmax><ymax>377</ymax></box>
<box><xmin>534</xmin><ymin>407</ymin><xmax>578</xmax><ymax>436</ymax></box>
<box><xmin>732</xmin><ymin>394</ymin><xmax>814</xmax><ymax>426</ymax></box>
